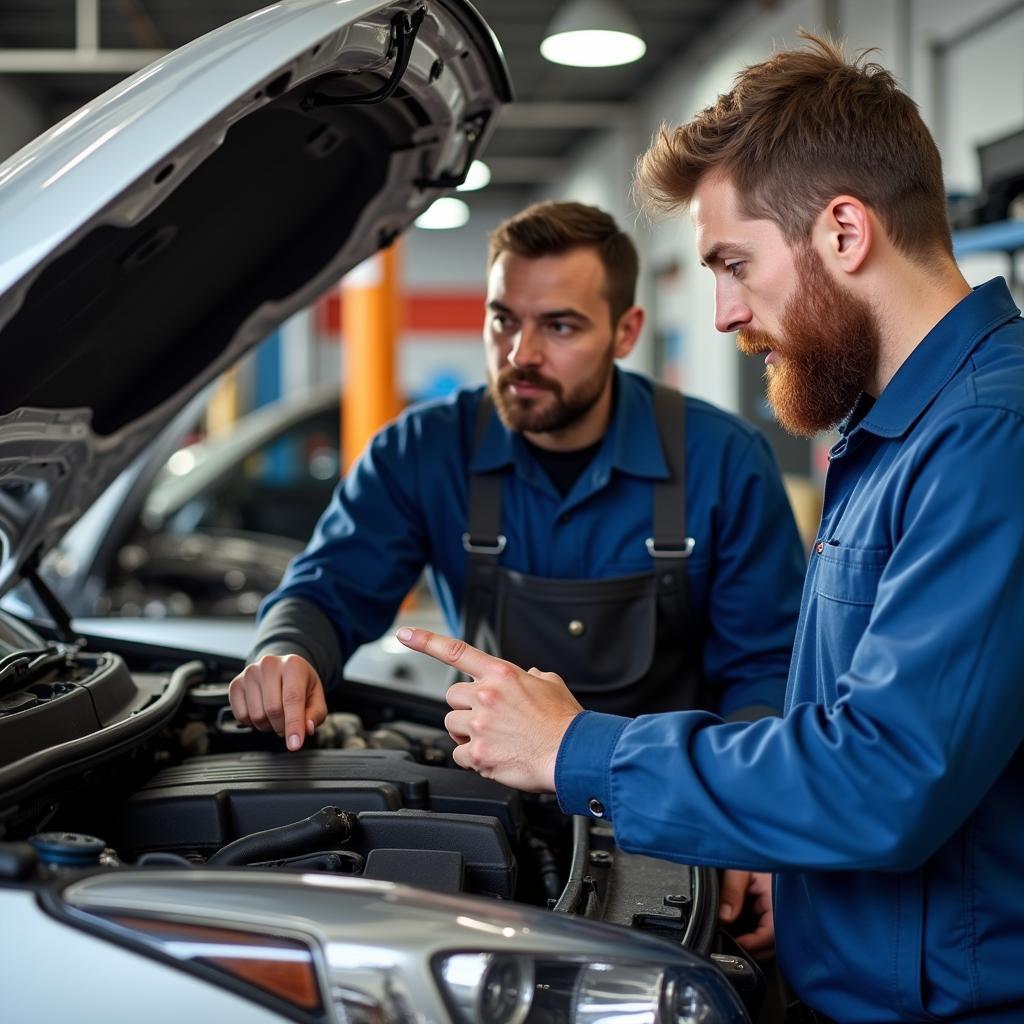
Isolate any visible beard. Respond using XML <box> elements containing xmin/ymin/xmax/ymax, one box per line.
<box><xmin>489</xmin><ymin>342</ymin><xmax>615</xmax><ymax>435</ymax></box>
<box><xmin>736</xmin><ymin>245</ymin><xmax>879</xmax><ymax>437</ymax></box>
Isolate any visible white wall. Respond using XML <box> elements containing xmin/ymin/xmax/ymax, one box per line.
<box><xmin>403</xmin><ymin>193</ymin><xmax>526</xmax><ymax>289</ymax></box>
<box><xmin>929</xmin><ymin>2</ymin><xmax>1024</xmax><ymax>288</ymax></box>
<box><xmin>942</xmin><ymin>19</ymin><xmax>1024</xmax><ymax>191</ymax></box>
<box><xmin>910</xmin><ymin>0</ymin><xmax>1024</xmax><ymax>151</ymax></box>
<box><xmin>398</xmin><ymin>192</ymin><xmax>526</xmax><ymax>394</ymax></box>
<box><xmin>529</xmin><ymin>125</ymin><xmax>654</xmax><ymax>374</ymax></box>
<box><xmin>538</xmin><ymin>124</ymin><xmax>639</xmax><ymax>229</ymax></box>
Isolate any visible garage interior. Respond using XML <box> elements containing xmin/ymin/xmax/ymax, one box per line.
<box><xmin>2</xmin><ymin>3</ymin><xmax>1024</xmax><ymax>1023</ymax></box>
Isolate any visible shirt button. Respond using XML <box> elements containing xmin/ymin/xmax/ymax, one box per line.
<box><xmin>568</xmin><ymin>619</ymin><xmax>585</xmax><ymax>637</ymax></box>
<box><xmin>588</xmin><ymin>798</ymin><xmax>604</xmax><ymax>818</ymax></box>
<box><xmin>559</xmin><ymin>513</ymin><xmax>571</xmax><ymax>524</ymax></box>
<box><xmin>815</xmin><ymin>541</ymin><xmax>824</xmax><ymax>554</ymax></box>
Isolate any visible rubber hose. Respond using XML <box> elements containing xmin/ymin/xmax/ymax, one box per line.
<box><xmin>249</xmin><ymin>850</ymin><xmax>365</xmax><ymax>873</ymax></box>
<box><xmin>137</xmin><ymin>851</ymin><xmax>195</xmax><ymax>867</ymax></box>
<box><xmin>528</xmin><ymin>837</ymin><xmax>563</xmax><ymax>901</ymax></box>
<box><xmin>207</xmin><ymin>806</ymin><xmax>355</xmax><ymax>866</ymax></box>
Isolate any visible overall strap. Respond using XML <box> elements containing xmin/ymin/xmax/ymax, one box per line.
<box><xmin>460</xmin><ymin>392</ymin><xmax>504</xmax><ymax>645</ymax></box>
<box><xmin>648</xmin><ymin>383</ymin><xmax>694</xmax><ymax>636</ymax></box>
<box><xmin>649</xmin><ymin>382</ymin><xmax>694</xmax><ymax>561</ymax></box>
<box><xmin>464</xmin><ymin>391</ymin><xmax>505</xmax><ymax>559</ymax></box>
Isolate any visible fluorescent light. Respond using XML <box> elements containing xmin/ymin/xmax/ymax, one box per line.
<box><xmin>541</xmin><ymin>0</ymin><xmax>646</xmax><ymax>68</ymax></box>
<box><xmin>166</xmin><ymin>449</ymin><xmax>196</xmax><ymax>476</ymax></box>
<box><xmin>415</xmin><ymin>197</ymin><xmax>470</xmax><ymax>230</ymax></box>
<box><xmin>456</xmin><ymin>159</ymin><xmax>491</xmax><ymax>192</ymax></box>
<box><xmin>541</xmin><ymin>29</ymin><xmax>646</xmax><ymax>67</ymax></box>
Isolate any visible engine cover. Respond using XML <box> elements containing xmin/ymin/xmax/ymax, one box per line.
<box><xmin>112</xmin><ymin>749</ymin><xmax>526</xmax><ymax>896</ymax></box>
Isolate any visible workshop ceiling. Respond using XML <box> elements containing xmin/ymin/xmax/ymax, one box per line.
<box><xmin>0</xmin><ymin>0</ymin><xmax>736</xmax><ymax>195</ymax></box>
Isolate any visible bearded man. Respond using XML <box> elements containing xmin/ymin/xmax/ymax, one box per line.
<box><xmin>233</xmin><ymin>200</ymin><xmax>803</xmax><ymax>753</ymax></box>
<box><xmin>395</xmin><ymin>36</ymin><xmax>1024</xmax><ymax>1024</ymax></box>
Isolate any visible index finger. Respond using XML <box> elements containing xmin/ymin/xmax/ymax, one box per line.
<box><xmin>280</xmin><ymin>659</ymin><xmax>311</xmax><ymax>751</ymax></box>
<box><xmin>396</xmin><ymin>627</ymin><xmax>513</xmax><ymax>681</ymax></box>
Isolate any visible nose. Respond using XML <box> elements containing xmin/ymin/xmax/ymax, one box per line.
<box><xmin>714</xmin><ymin>280</ymin><xmax>752</xmax><ymax>334</ymax></box>
<box><xmin>509</xmin><ymin>323</ymin><xmax>543</xmax><ymax>367</ymax></box>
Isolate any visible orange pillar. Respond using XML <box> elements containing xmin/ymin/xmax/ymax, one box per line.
<box><xmin>206</xmin><ymin>365</ymin><xmax>240</xmax><ymax>439</ymax></box>
<box><xmin>341</xmin><ymin>241</ymin><xmax>403</xmax><ymax>471</ymax></box>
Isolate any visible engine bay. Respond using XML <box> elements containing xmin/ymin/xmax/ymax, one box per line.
<box><xmin>0</xmin><ymin>613</ymin><xmax>763</xmax><ymax>1015</ymax></box>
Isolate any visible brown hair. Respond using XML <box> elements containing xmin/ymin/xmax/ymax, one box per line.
<box><xmin>488</xmin><ymin>200</ymin><xmax>639</xmax><ymax>323</ymax></box>
<box><xmin>634</xmin><ymin>32</ymin><xmax>952</xmax><ymax>262</ymax></box>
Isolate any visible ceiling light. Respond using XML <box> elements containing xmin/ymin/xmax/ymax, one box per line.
<box><xmin>456</xmin><ymin>159</ymin><xmax>491</xmax><ymax>192</ymax></box>
<box><xmin>415</xmin><ymin>197</ymin><xmax>470</xmax><ymax>230</ymax></box>
<box><xmin>540</xmin><ymin>0</ymin><xmax>646</xmax><ymax>68</ymax></box>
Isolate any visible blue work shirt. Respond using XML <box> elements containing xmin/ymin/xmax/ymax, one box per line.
<box><xmin>261</xmin><ymin>368</ymin><xmax>804</xmax><ymax>717</ymax></box>
<box><xmin>557</xmin><ymin>279</ymin><xmax>1024</xmax><ymax>1022</ymax></box>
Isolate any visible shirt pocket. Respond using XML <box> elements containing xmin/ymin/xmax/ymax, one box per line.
<box><xmin>813</xmin><ymin>543</ymin><xmax>889</xmax><ymax>605</ymax></box>
<box><xmin>810</xmin><ymin>544</ymin><xmax>889</xmax><ymax>705</ymax></box>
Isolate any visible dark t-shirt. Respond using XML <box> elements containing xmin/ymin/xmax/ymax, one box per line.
<box><xmin>522</xmin><ymin>437</ymin><xmax>602</xmax><ymax>498</ymax></box>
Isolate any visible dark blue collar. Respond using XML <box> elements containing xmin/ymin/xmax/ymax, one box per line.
<box><xmin>856</xmin><ymin>277</ymin><xmax>1020</xmax><ymax>439</ymax></box>
<box><xmin>469</xmin><ymin>367</ymin><xmax>670</xmax><ymax>481</ymax></box>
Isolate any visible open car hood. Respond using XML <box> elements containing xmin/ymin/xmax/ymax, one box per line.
<box><xmin>0</xmin><ymin>0</ymin><xmax>510</xmax><ymax>598</ymax></box>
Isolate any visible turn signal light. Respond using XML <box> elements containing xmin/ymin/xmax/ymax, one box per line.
<box><xmin>109</xmin><ymin>915</ymin><xmax>322</xmax><ymax>1013</ymax></box>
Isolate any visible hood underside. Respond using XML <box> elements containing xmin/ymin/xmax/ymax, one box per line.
<box><xmin>0</xmin><ymin>0</ymin><xmax>510</xmax><ymax>596</ymax></box>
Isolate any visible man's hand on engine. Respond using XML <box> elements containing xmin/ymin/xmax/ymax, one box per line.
<box><xmin>228</xmin><ymin>653</ymin><xmax>328</xmax><ymax>751</ymax></box>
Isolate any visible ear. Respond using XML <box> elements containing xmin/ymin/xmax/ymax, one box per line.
<box><xmin>814</xmin><ymin>195</ymin><xmax>871</xmax><ymax>274</ymax></box>
<box><xmin>613</xmin><ymin>305</ymin><xmax>645</xmax><ymax>358</ymax></box>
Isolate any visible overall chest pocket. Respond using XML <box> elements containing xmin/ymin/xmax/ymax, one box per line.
<box><xmin>813</xmin><ymin>544</ymin><xmax>889</xmax><ymax>605</ymax></box>
<box><xmin>495</xmin><ymin>569</ymin><xmax>658</xmax><ymax>692</ymax></box>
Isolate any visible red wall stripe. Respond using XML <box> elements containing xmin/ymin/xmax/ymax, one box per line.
<box><xmin>318</xmin><ymin>291</ymin><xmax>485</xmax><ymax>335</ymax></box>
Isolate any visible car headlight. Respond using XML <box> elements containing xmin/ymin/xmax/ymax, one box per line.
<box><xmin>435</xmin><ymin>952</ymin><xmax>742</xmax><ymax>1024</ymax></box>
<box><xmin>440</xmin><ymin>954</ymin><xmax>535</xmax><ymax>1024</ymax></box>
<box><xmin>576</xmin><ymin>963</ymin><xmax>712</xmax><ymax>1024</ymax></box>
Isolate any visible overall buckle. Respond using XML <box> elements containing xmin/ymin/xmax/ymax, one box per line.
<box><xmin>462</xmin><ymin>532</ymin><xmax>507</xmax><ymax>555</ymax></box>
<box><xmin>645</xmin><ymin>536</ymin><xmax>695</xmax><ymax>559</ymax></box>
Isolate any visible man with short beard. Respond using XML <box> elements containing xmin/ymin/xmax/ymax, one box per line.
<box><xmin>233</xmin><ymin>200</ymin><xmax>804</xmax><ymax>769</ymax></box>
<box><xmin>395</xmin><ymin>35</ymin><xmax>1024</xmax><ymax>1024</ymax></box>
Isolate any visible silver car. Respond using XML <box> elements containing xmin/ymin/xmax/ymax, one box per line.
<box><xmin>0</xmin><ymin>2</ymin><xmax>754</xmax><ymax>1021</ymax></box>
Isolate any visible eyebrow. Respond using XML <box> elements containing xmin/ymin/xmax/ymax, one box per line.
<box><xmin>539</xmin><ymin>308</ymin><xmax>588</xmax><ymax>322</ymax></box>
<box><xmin>700</xmin><ymin>242</ymin><xmax>753</xmax><ymax>267</ymax></box>
<box><xmin>487</xmin><ymin>300</ymin><xmax>589</xmax><ymax>322</ymax></box>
